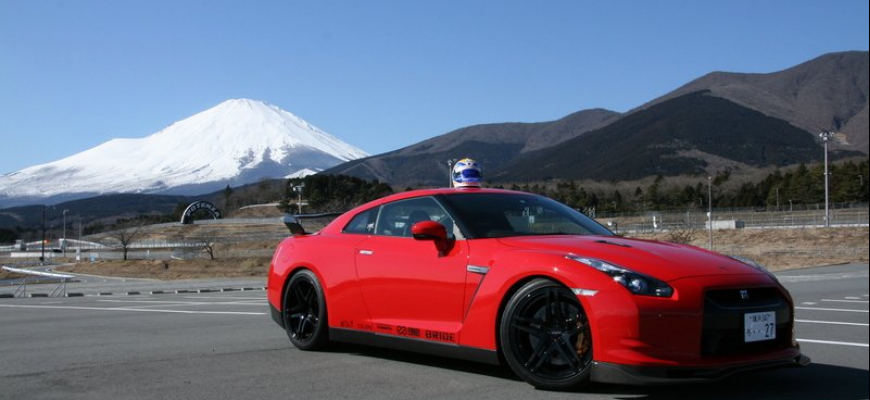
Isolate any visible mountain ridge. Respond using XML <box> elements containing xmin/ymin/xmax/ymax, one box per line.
<box><xmin>493</xmin><ymin>91</ymin><xmax>860</xmax><ymax>182</ymax></box>
<box><xmin>323</xmin><ymin>108</ymin><xmax>620</xmax><ymax>186</ymax></box>
<box><xmin>632</xmin><ymin>51</ymin><xmax>869</xmax><ymax>153</ymax></box>
<box><xmin>330</xmin><ymin>51</ymin><xmax>869</xmax><ymax>186</ymax></box>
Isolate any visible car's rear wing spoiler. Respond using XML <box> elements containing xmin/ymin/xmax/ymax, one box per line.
<box><xmin>283</xmin><ymin>213</ymin><xmax>343</xmax><ymax>236</ymax></box>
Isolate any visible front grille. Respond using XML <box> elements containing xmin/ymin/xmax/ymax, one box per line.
<box><xmin>701</xmin><ymin>287</ymin><xmax>792</xmax><ymax>357</ymax></box>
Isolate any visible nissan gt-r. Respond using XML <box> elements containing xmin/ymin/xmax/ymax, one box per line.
<box><xmin>267</xmin><ymin>187</ymin><xmax>808</xmax><ymax>390</ymax></box>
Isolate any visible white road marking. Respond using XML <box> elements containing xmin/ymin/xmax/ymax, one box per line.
<box><xmin>183</xmin><ymin>296</ymin><xmax>266</xmax><ymax>300</ymax></box>
<box><xmin>822</xmin><ymin>299</ymin><xmax>869</xmax><ymax>304</ymax></box>
<box><xmin>801</xmin><ymin>302</ymin><xmax>818</xmax><ymax>305</ymax></box>
<box><xmin>97</xmin><ymin>299</ymin><xmax>265</xmax><ymax>306</ymax></box>
<box><xmin>0</xmin><ymin>304</ymin><xmax>265</xmax><ymax>315</ymax></box>
<box><xmin>778</xmin><ymin>271</ymin><xmax>870</xmax><ymax>283</ymax></box>
<box><xmin>798</xmin><ymin>339</ymin><xmax>869</xmax><ymax>348</ymax></box>
<box><xmin>844</xmin><ymin>297</ymin><xmax>862</xmax><ymax>300</ymax></box>
<box><xmin>92</xmin><ymin>300</ymin><xmax>265</xmax><ymax>309</ymax></box>
<box><xmin>796</xmin><ymin>307</ymin><xmax>869</xmax><ymax>313</ymax></box>
<box><xmin>796</xmin><ymin>319</ymin><xmax>869</xmax><ymax>327</ymax></box>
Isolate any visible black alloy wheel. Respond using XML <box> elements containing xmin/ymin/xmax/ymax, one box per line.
<box><xmin>283</xmin><ymin>270</ymin><xmax>330</xmax><ymax>351</ymax></box>
<box><xmin>500</xmin><ymin>279</ymin><xmax>592</xmax><ymax>390</ymax></box>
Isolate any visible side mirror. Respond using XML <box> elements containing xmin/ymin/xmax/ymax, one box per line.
<box><xmin>411</xmin><ymin>221</ymin><xmax>448</xmax><ymax>241</ymax></box>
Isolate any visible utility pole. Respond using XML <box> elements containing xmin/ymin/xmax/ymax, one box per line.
<box><xmin>820</xmin><ymin>131</ymin><xmax>835</xmax><ymax>227</ymax></box>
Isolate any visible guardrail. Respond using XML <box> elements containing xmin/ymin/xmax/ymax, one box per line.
<box><xmin>2</xmin><ymin>266</ymin><xmax>74</xmax><ymax>298</ymax></box>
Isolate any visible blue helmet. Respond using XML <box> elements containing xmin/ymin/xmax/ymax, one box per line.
<box><xmin>452</xmin><ymin>158</ymin><xmax>482</xmax><ymax>187</ymax></box>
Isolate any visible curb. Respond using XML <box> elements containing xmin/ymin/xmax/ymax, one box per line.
<box><xmin>0</xmin><ymin>286</ymin><xmax>266</xmax><ymax>299</ymax></box>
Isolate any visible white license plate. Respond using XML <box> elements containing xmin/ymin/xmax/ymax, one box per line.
<box><xmin>744</xmin><ymin>311</ymin><xmax>776</xmax><ymax>342</ymax></box>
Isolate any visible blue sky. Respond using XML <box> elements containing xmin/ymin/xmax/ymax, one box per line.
<box><xmin>1</xmin><ymin>0</ymin><xmax>868</xmax><ymax>175</ymax></box>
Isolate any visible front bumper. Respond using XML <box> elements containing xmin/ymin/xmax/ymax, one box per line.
<box><xmin>591</xmin><ymin>353</ymin><xmax>810</xmax><ymax>385</ymax></box>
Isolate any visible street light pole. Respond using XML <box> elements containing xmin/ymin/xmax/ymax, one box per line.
<box><xmin>40</xmin><ymin>206</ymin><xmax>46</xmax><ymax>263</ymax></box>
<box><xmin>819</xmin><ymin>131</ymin><xmax>835</xmax><ymax>227</ymax></box>
<box><xmin>62</xmin><ymin>209</ymin><xmax>69</xmax><ymax>257</ymax></box>
<box><xmin>447</xmin><ymin>159</ymin><xmax>457</xmax><ymax>188</ymax></box>
<box><xmin>707</xmin><ymin>176</ymin><xmax>713</xmax><ymax>250</ymax></box>
<box><xmin>292</xmin><ymin>183</ymin><xmax>305</xmax><ymax>214</ymax></box>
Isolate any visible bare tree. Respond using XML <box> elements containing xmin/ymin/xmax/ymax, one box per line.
<box><xmin>665</xmin><ymin>220</ymin><xmax>700</xmax><ymax>245</ymax></box>
<box><xmin>106</xmin><ymin>220</ymin><xmax>145</xmax><ymax>261</ymax></box>
<box><xmin>192</xmin><ymin>228</ymin><xmax>220</xmax><ymax>260</ymax></box>
<box><xmin>175</xmin><ymin>225</ymin><xmax>221</xmax><ymax>260</ymax></box>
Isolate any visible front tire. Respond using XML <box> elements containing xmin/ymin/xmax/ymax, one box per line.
<box><xmin>500</xmin><ymin>279</ymin><xmax>592</xmax><ymax>391</ymax></box>
<box><xmin>283</xmin><ymin>270</ymin><xmax>330</xmax><ymax>350</ymax></box>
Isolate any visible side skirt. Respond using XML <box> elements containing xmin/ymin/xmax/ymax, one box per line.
<box><xmin>270</xmin><ymin>304</ymin><xmax>285</xmax><ymax>329</ymax></box>
<box><xmin>329</xmin><ymin>327</ymin><xmax>500</xmax><ymax>365</ymax></box>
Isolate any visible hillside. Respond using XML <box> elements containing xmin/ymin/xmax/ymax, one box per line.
<box><xmin>494</xmin><ymin>91</ymin><xmax>857</xmax><ymax>182</ymax></box>
<box><xmin>323</xmin><ymin>108</ymin><xmax>619</xmax><ymax>187</ymax></box>
<box><xmin>636</xmin><ymin>51</ymin><xmax>869</xmax><ymax>154</ymax></box>
<box><xmin>0</xmin><ymin>194</ymin><xmax>195</xmax><ymax>233</ymax></box>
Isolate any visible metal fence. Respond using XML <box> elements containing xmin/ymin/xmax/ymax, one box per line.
<box><xmin>598</xmin><ymin>204</ymin><xmax>868</xmax><ymax>234</ymax></box>
<box><xmin>3</xmin><ymin>207</ymin><xmax>867</xmax><ymax>261</ymax></box>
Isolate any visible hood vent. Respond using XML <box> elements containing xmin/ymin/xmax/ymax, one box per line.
<box><xmin>594</xmin><ymin>240</ymin><xmax>632</xmax><ymax>248</ymax></box>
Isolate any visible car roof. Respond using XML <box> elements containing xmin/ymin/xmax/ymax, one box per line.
<box><xmin>371</xmin><ymin>187</ymin><xmax>529</xmax><ymax>205</ymax></box>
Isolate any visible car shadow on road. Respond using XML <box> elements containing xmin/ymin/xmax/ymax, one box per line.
<box><xmin>587</xmin><ymin>363</ymin><xmax>868</xmax><ymax>400</ymax></box>
<box><xmin>327</xmin><ymin>344</ymin><xmax>867</xmax><ymax>399</ymax></box>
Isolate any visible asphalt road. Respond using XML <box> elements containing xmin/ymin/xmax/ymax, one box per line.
<box><xmin>0</xmin><ymin>264</ymin><xmax>867</xmax><ymax>400</ymax></box>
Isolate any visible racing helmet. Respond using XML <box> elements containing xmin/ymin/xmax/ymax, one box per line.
<box><xmin>452</xmin><ymin>158</ymin><xmax>482</xmax><ymax>187</ymax></box>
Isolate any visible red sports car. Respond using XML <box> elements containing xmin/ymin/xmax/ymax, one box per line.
<box><xmin>267</xmin><ymin>187</ymin><xmax>808</xmax><ymax>390</ymax></box>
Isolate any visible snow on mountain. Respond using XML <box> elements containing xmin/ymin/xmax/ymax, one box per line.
<box><xmin>0</xmin><ymin>99</ymin><xmax>368</xmax><ymax>204</ymax></box>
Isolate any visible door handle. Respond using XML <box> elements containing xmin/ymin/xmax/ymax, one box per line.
<box><xmin>358</xmin><ymin>249</ymin><xmax>374</xmax><ymax>256</ymax></box>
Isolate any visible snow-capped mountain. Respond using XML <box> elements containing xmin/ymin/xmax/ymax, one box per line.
<box><xmin>0</xmin><ymin>99</ymin><xmax>368</xmax><ymax>205</ymax></box>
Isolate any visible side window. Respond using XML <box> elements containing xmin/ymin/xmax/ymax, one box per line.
<box><xmin>343</xmin><ymin>208</ymin><xmax>378</xmax><ymax>234</ymax></box>
<box><xmin>374</xmin><ymin>197</ymin><xmax>456</xmax><ymax>238</ymax></box>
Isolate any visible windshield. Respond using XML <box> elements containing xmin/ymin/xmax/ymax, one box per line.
<box><xmin>440</xmin><ymin>193</ymin><xmax>613</xmax><ymax>239</ymax></box>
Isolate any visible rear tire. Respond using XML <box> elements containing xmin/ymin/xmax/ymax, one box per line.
<box><xmin>283</xmin><ymin>270</ymin><xmax>330</xmax><ymax>350</ymax></box>
<box><xmin>500</xmin><ymin>279</ymin><xmax>592</xmax><ymax>391</ymax></box>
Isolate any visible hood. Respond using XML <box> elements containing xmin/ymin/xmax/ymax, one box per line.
<box><xmin>495</xmin><ymin>235</ymin><xmax>762</xmax><ymax>282</ymax></box>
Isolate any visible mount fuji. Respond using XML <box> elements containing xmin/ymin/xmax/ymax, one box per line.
<box><xmin>0</xmin><ymin>99</ymin><xmax>368</xmax><ymax>206</ymax></box>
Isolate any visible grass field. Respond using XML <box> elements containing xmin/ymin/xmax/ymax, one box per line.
<box><xmin>32</xmin><ymin>226</ymin><xmax>866</xmax><ymax>280</ymax></box>
<box><xmin>630</xmin><ymin>227</ymin><xmax>868</xmax><ymax>271</ymax></box>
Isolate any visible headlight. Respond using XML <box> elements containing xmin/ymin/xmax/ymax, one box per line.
<box><xmin>566</xmin><ymin>255</ymin><xmax>673</xmax><ymax>298</ymax></box>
